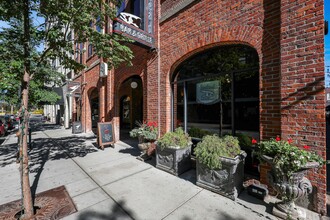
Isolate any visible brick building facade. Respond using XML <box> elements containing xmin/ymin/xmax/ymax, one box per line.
<box><xmin>72</xmin><ymin>0</ymin><xmax>326</xmax><ymax>215</ymax></box>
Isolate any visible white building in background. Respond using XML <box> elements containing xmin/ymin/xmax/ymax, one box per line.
<box><xmin>43</xmin><ymin>26</ymin><xmax>74</xmax><ymax>129</ymax></box>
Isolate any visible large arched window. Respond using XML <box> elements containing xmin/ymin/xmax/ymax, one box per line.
<box><xmin>171</xmin><ymin>44</ymin><xmax>260</xmax><ymax>141</ymax></box>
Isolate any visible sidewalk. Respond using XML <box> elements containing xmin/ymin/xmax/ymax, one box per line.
<box><xmin>0</xmin><ymin>124</ymin><xmax>324</xmax><ymax>220</ymax></box>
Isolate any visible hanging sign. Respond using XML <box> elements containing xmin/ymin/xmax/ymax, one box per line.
<box><xmin>113</xmin><ymin>19</ymin><xmax>154</xmax><ymax>47</ymax></box>
<box><xmin>66</xmin><ymin>81</ymin><xmax>81</xmax><ymax>97</ymax></box>
<box><xmin>196</xmin><ymin>80</ymin><xmax>220</xmax><ymax>104</ymax></box>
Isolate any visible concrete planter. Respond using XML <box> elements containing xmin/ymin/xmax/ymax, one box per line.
<box><xmin>196</xmin><ymin>151</ymin><xmax>246</xmax><ymax>200</ymax></box>
<box><xmin>156</xmin><ymin>145</ymin><xmax>192</xmax><ymax>176</ymax></box>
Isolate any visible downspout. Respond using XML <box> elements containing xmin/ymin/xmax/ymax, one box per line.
<box><xmin>157</xmin><ymin>0</ymin><xmax>161</xmax><ymax>137</ymax></box>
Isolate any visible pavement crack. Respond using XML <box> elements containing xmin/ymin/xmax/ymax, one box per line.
<box><xmin>161</xmin><ymin>189</ymin><xmax>203</xmax><ymax>220</ymax></box>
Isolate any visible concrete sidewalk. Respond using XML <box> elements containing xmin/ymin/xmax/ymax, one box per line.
<box><xmin>0</xmin><ymin>124</ymin><xmax>324</xmax><ymax>220</ymax></box>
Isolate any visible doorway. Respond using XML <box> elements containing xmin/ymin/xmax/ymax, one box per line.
<box><xmin>119</xmin><ymin>76</ymin><xmax>143</xmax><ymax>139</ymax></box>
<box><xmin>90</xmin><ymin>89</ymin><xmax>99</xmax><ymax>134</ymax></box>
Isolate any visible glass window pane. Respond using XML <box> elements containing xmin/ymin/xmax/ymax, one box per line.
<box><xmin>221</xmin><ymin>102</ymin><xmax>232</xmax><ymax>135</ymax></box>
<box><xmin>175</xmin><ymin>45</ymin><xmax>259</xmax><ymax>81</ymax></box>
<box><xmin>176</xmin><ymin>83</ymin><xmax>184</xmax><ymax>104</ymax></box>
<box><xmin>220</xmin><ymin>74</ymin><xmax>231</xmax><ymax>102</ymax></box>
<box><xmin>234</xmin><ymin>101</ymin><xmax>259</xmax><ymax>132</ymax></box>
<box><xmin>187</xmin><ymin>103</ymin><xmax>220</xmax><ymax>137</ymax></box>
<box><xmin>235</xmin><ymin>70</ymin><xmax>259</xmax><ymax>99</ymax></box>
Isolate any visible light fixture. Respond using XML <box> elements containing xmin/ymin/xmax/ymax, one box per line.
<box><xmin>130</xmin><ymin>81</ymin><xmax>138</xmax><ymax>89</ymax></box>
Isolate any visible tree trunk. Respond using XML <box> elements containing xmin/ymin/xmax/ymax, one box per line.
<box><xmin>21</xmin><ymin>0</ymin><xmax>34</xmax><ymax>218</ymax></box>
<box><xmin>21</xmin><ymin>71</ymin><xmax>34</xmax><ymax>218</ymax></box>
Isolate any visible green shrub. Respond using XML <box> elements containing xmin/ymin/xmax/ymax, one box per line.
<box><xmin>235</xmin><ymin>133</ymin><xmax>252</xmax><ymax>147</ymax></box>
<box><xmin>157</xmin><ymin>127</ymin><xmax>191</xmax><ymax>150</ymax></box>
<box><xmin>188</xmin><ymin>126</ymin><xmax>213</xmax><ymax>139</ymax></box>
<box><xmin>258</xmin><ymin>138</ymin><xmax>324</xmax><ymax>179</ymax></box>
<box><xmin>195</xmin><ymin>135</ymin><xmax>241</xmax><ymax>170</ymax></box>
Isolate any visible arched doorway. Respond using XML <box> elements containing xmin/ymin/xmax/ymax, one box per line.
<box><xmin>119</xmin><ymin>76</ymin><xmax>143</xmax><ymax>139</ymax></box>
<box><xmin>171</xmin><ymin>44</ymin><xmax>260</xmax><ymax>175</ymax></box>
<box><xmin>90</xmin><ymin>89</ymin><xmax>99</xmax><ymax>134</ymax></box>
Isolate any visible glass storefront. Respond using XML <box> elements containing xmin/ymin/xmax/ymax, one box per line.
<box><xmin>172</xmin><ymin>45</ymin><xmax>260</xmax><ymax>175</ymax></box>
<box><xmin>172</xmin><ymin>44</ymin><xmax>260</xmax><ymax>143</ymax></box>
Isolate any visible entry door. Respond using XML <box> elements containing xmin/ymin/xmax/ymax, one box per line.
<box><xmin>121</xmin><ymin>96</ymin><xmax>131</xmax><ymax>129</ymax></box>
<box><xmin>91</xmin><ymin>97</ymin><xmax>99</xmax><ymax>134</ymax></box>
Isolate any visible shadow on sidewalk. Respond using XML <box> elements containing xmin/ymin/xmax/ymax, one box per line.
<box><xmin>76</xmin><ymin>200</ymin><xmax>134</xmax><ymax>220</ymax></box>
<box><xmin>28</xmin><ymin>135</ymin><xmax>99</xmax><ymax>194</ymax></box>
<box><xmin>0</xmin><ymin>142</ymin><xmax>18</xmax><ymax>166</ymax></box>
<box><xmin>0</xmin><ymin>129</ymin><xmax>100</xmax><ymax>205</ymax></box>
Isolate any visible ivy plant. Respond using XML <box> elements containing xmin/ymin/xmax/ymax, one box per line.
<box><xmin>195</xmin><ymin>135</ymin><xmax>241</xmax><ymax>170</ymax></box>
<box><xmin>157</xmin><ymin>127</ymin><xmax>192</xmax><ymax>150</ymax></box>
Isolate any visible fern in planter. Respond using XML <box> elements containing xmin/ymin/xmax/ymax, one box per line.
<box><xmin>157</xmin><ymin>127</ymin><xmax>192</xmax><ymax>150</ymax></box>
<box><xmin>195</xmin><ymin>135</ymin><xmax>241</xmax><ymax>169</ymax></box>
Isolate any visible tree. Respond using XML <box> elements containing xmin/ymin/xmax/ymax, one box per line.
<box><xmin>0</xmin><ymin>0</ymin><xmax>133</xmax><ymax>218</ymax></box>
<box><xmin>0</xmin><ymin>19</ymin><xmax>62</xmax><ymax>109</ymax></box>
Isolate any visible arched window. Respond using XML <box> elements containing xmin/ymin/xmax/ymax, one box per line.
<box><xmin>172</xmin><ymin>44</ymin><xmax>259</xmax><ymax>140</ymax></box>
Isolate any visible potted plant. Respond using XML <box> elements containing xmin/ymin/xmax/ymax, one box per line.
<box><xmin>195</xmin><ymin>135</ymin><xmax>247</xmax><ymax>200</ymax></box>
<box><xmin>130</xmin><ymin>121</ymin><xmax>158</xmax><ymax>160</ymax></box>
<box><xmin>256</xmin><ymin>137</ymin><xmax>324</xmax><ymax>219</ymax></box>
<box><xmin>156</xmin><ymin>127</ymin><xmax>192</xmax><ymax>176</ymax></box>
<box><xmin>188</xmin><ymin>126</ymin><xmax>213</xmax><ymax>156</ymax></box>
<box><xmin>235</xmin><ymin>133</ymin><xmax>259</xmax><ymax>175</ymax></box>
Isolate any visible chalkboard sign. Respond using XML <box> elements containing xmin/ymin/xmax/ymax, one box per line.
<box><xmin>98</xmin><ymin>122</ymin><xmax>114</xmax><ymax>147</ymax></box>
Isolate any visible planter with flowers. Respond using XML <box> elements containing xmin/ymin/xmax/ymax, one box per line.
<box><xmin>130</xmin><ymin>121</ymin><xmax>158</xmax><ymax>160</ymax></box>
<box><xmin>256</xmin><ymin>136</ymin><xmax>324</xmax><ymax>220</ymax></box>
<box><xmin>195</xmin><ymin>135</ymin><xmax>247</xmax><ymax>200</ymax></box>
<box><xmin>156</xmin><ymin>128</ymin><xmax>192</xmax><ymax>176</ymax></box>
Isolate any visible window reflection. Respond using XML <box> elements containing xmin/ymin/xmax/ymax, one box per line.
<box><xmin>172</xmin><ymin>44</ymin><xmax>259</xmax><ymax>141</ymax></box>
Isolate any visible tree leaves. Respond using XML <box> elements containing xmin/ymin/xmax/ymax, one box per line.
<box><xmin>0</xmin><ymin>0</ymin><xmax>133</xmax><ymax>107</ymax></box>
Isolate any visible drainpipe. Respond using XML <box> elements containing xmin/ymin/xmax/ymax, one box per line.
<box><xmin>157</xmin><ymin>0</ymin><xmax>161</xmax><ymax>138</ymax></box>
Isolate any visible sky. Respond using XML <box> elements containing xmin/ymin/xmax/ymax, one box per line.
<box><xmin>325</xmin><ymin>1</ymin><xmax>330</xmax><ymax>87</ymax></box>
<box><xmin>0</xmin><ymin>12</ymin><xmax>44</xmax><ymax>51</ymax></box>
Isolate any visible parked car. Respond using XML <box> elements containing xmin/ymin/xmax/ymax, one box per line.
<box><xmin>1</xmin><ymin>115</ymin><xmax>15</xmax><ymax>131</ymax></box>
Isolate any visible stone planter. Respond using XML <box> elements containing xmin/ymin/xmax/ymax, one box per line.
<box><xmin>136</xmin><ymin>137</ymin><xmax>156</xmax><ymax>161</ymax></box>
<box><xmin>156</xmin><ymin>145</ymin><xmax>192</xmax><ymax>176</ymax></box>
<box><xmin>191</xmin><ymin>137</ymin><xmax>202</xmax><ymax>157</ymax></box>
<box><xmin>261</xmin><ymin>155</ymin><xmax>319</xmax><ymax>220</ymax></box>
<box><xmin>196</xmin><ymin>151</ymin><xmax>247</xmax><ymax>200</ymax></box>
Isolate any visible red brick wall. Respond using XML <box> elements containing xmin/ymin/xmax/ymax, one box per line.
<box><xmin>82</xmin><ymin>63</ymin><xmax>102</xmax><ymax>133</ymax></box>
<box><xmin>155</xmin><ymin>0</ymin><xmax>325</xmax><ymax>214</ymax></box>
<box><xmin>280</xmin><ymin>0</ymin><xmax>326</xmax><ymax>214</ymax></box>
<box><xmin>158</xmin><ymin>0</ymin><xmax>281</xmax><ymax>137</ymax></box>
<box><xmin>113</xmin><ymin>44</ymin><xmax>154</xmax><ymax>139</ymax></box>
<box><xmin>74</xmin><ymin>0</ymin><xmax>326</xmax><ymax>214</ymax></box>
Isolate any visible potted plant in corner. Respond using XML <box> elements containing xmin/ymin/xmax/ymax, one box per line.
<box><xmin>195</xmin><ymin>135</ymin><xmax>247</xmax><ymax>200</ymax></box>
<box><xmin>156</xmin><ymin>127</ymin><xmax>192</xmax><ymax>176</ymax></box>
<box><xmin>188</xmin><ymin>126</ymin><xmax>213</xmax><ymax>157</ymax></box>
<box><xmin>257</xmin><ymin>137</ymin><xmax>324</xmax><ymax>220</ymax></box>
<box><xmin>130</xmin><ymin>121</ymin><xmax>158</xmax><ymax>161</ymax></box>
